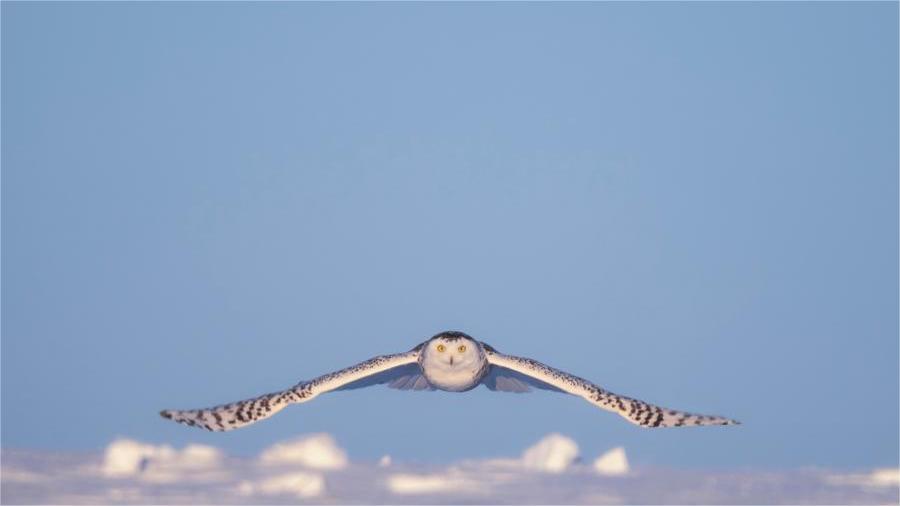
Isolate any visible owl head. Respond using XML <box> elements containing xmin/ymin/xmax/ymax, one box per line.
<box><xmin>421</xmin><ymin>330</ymin><xmax>483</xmax><ymax>369</ymax></box>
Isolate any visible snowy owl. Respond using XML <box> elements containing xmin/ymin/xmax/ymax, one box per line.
<box><xmin>160</xmin><ymin>331</ymin><xmax>739</xmax><ymax>431</ymax></box>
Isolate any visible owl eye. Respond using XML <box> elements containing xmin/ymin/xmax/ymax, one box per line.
<box><xmin>436</xmin><ymin>344</ymin><xmax>446</xmax><ymax>352</ymax></box>
<box><xmin>458</xmin><ymin>345</ymin><xmax>466</xmax><ymax>353</ymax></box>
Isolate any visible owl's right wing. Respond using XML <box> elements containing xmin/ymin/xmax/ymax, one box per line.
<box><xmin>160</xmin><ymin>347</ymin><xmax>423</xmax><ymax>432</ymax></box>
<box><xmin>485</xmin><ymin>348</ymin><xmax>739</xmax><ymax>428</ymax></box>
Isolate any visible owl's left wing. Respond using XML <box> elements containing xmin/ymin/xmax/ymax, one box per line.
<box><xmin>160</xmin><ymin>349</ymin><xmax>422</xmax><ymax>432</ymax></box>
<box><xmin>486</xmin><ymin>350</ymin><xmax>739</xmax><ymax>428</ymax></box>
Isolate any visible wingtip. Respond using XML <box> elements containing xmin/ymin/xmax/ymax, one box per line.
<box><xmin>159</xmin><ymin>410</ymin><xmax>173</xmax><ymax>420</ymax></box>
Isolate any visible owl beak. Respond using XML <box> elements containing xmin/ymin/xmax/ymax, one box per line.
<box><xmin>449</xmin><ymin>355</ymin><xmax>454</xmax><ymax>366</ymax></box>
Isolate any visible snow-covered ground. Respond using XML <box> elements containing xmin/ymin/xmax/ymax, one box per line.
<box><xmin>2</xmin><ymin>433</ymin><xmax>897</xmax><ymax>504</ymax></box>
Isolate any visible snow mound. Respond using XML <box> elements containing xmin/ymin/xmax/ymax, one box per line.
<box><xmin>238</xmin><ymin>472</ymin><xmax>325</xmax><ymax>498</ymax></box>
<box><xmin>593</xmin><ymin>447</ymin><xmax>629</xmax><ymax>476</ymax></box>
<box><xmin>101</xmin><ymin>439</ymin><xmax>225</xmax><ymax>482</ymax></box>
<box><xmin>387</xmin><ymin>472</ymin><xmax>482</xmax><ymax>495</ymax></box>
<box><xmin>258</xmin><ymin>433</ymin><xmax>348</xmax><ymax>470</ymax></box>
<box><xmin>521</xmin><ymin>433</ymin><xmax>579</xmax><ymax>473</ymax></box>
<box><xmin>826</xmin><ymin>468</ymin><xmax>900</xmax><ymax>489</ymax></box>
<box><xmin>869</xmin><ymin>469</ymin><xmax>900</xmax><ymax>487</ymax></box>
<box><xmin>178</xmin><ymin>444</ymin><xmax>225</xmax><ymax>470</ymax></box>
<box><xmin>4</xmin><ymin>441</ymin><xmax>900</xmax><ymax>504</ymax></box>
<box><xmin>102</xmin><ymin>439</ymin><xmax>173</xmax><ymax>477</ymax></box>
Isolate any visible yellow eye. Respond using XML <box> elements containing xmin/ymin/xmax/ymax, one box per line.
<box><xmin>458</xmin><ymin>345</ymin><xmax>466</xmax><ymax>353</ymax></box>
<box><xmin>436</xmin><ymin>344</ymin><xmax>446</xmax><ymax>352</ymax></box>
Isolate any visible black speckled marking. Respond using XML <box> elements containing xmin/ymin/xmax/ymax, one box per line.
<box><xmin>493</xmin><ymin>353</ymin><xmax>738</xmax><ymax>429</ymax></box>
<box><xmin>160</xmin><ymin>351</ymin><xmax>420</xmax><ymax>432</ymax></box>
<box><xmin>431</xmin><ymin>330</ymin><xmax>473</xmax><ymax>342</ymax></box>
<box><xmin>480</xmin><ymin>341</ymin><xmax>499</xmax><ymax>353</ymax></box>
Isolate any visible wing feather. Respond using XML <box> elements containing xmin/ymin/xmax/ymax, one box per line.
<box><xmin>482</xmin><ymin>365</ymin><xmax>566</xmax><ymax>393</ymax></box>
<box><xmin>335</xmin><ymin>363</ymin><xmax>425</xmax><ymax>391</ymax></box>
<box><xmin>386</xmin><ymin>371</ymin><xmax>435</xmax><ymax>391</ymax></box>
<box><xmin>160</xmin><ymin>349</ymin><xmax>421</xmax><ymax>431</ymax></box>
<box><xmin>486</xmin><ymin>351</ymin><xmax>739</xmax><ymax>428</ymax></box>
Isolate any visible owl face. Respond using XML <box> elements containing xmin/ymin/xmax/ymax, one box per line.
<box><xmin>422</xmin><ymin>334</ymin><xmax>481</xmax><ymax>369</ymax></box>
<box><xmin>419</xmin><ymin>331</ymin><xmax>489</xmax><ymax>391</ymax></box>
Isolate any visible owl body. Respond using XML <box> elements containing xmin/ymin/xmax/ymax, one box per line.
<box><xmin>418</xmin><ymin>331</ymin><xmax>489</xmax><ymax>392</ymax></box>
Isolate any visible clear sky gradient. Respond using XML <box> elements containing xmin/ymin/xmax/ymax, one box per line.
<box><xmin>2</xmin><ymin>2</ymin><xmax>897</xmax><ymax>470</ymax></box>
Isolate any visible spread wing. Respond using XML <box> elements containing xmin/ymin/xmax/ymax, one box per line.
<box><xmin>160</xmin><ymin>349</ymin><xmax>422</xmax><ymax>431</ymax></box>
<box><xmin>485</xmin><ymin>350</ymin><xmax>739</xmax><ymax>428</ymax></box>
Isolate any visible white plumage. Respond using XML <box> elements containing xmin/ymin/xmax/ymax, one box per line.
<box><xmin>160</xmin><ymin>331</ymin><xmax>739</xmax><ymax>431</ymax></box>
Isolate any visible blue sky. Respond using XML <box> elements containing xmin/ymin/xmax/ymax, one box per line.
<box><xmin>2</xmin><ymin>2</ymin><xmax>897</xmax><ymax>470</ymax></box>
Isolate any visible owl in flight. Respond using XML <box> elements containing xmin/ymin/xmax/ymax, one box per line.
<box><xmin>161</xmin><ymin>331</ymin><xmax>739</xmax><ymax>431</ymax></box>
